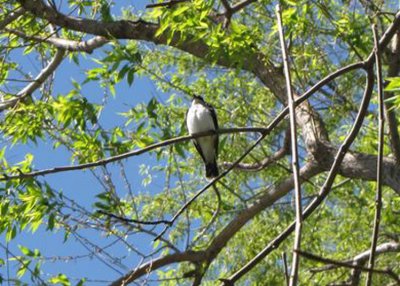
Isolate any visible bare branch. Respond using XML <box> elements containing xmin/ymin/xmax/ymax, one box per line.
<box><xmin>5</xmin><ymin>28</ymin><xmax>108</xmax><ymax>53</ymax></box>
<box><xmin>298</xmin><ymin>250</ymin><xmax>399</xmax><ymax>283</ymax></box>
<box><xmin>0</xmin><ymin>127</ymin><xmax>267</xmax><ymax>181</ymax></box>
<box><xmin>282</xmin><ymin>252</ymin><xmax>289</xmax><ymax>286</ymax></box>
<box><xmin>276</xmin><ymin>4</ymin><xmax>303</xmax><ymax>285</ymax></box>
<box><xmin>365</xmin><ymin>24</ymin><xmax>385</xmax><ymax>286</ymax></box>
<box><xmin>111</xmin><ymin>161</ymin><xmax>321</xmax><ymax>286</ymax></box>
<box><xmin>310</xmin><ymin>242</ymin><xmax>400</xmax><ymax>273</ymax></box>
<box><xmin>0</xmin><ymin>48</ymin><xmax>65</xmax><ymax>111</ymax></box>
<box><xmin>146</xmin><ymin>0</ymin><xmax>191</xmax><ymax>9</ymax></box>
<box><xmin>221</xmin><ymin>128</ymin><xmax>290</xmax><ymax>171</ymax></box>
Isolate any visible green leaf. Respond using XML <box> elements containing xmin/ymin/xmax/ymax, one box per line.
<box><xmin>127</xmin><ymin>69</ymin><xmax>135</xmax><ymax>86</ymax></box>
<box><xmin>49</xmin><ymin>274</ymin><xmax>71</xmax><ymax>286</ymax></box>
<box><xmin>385</xmin><ymin>77</ymin><xmax>400</xmax><ymax>92</ymax></box>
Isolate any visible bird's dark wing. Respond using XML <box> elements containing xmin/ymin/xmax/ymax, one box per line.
<box><xmin>205</xmin><ymin>102</ymin><xmax>218</xmax><ymax>130</ymax></box>
<box><xmin>206</xmin><ymin>102</ymin><xmax>219</xmax><ymax>157</ymax></box>
<box><xmin>193</xmin><ymin>139</ymin><xmax>207</xmax><ymax>164</ymax></box>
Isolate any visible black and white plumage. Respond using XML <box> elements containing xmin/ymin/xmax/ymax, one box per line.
<box><xmin>186</xmin><ymin>95</ymin><xmax>219</xmax><ymax>179</ymax></box>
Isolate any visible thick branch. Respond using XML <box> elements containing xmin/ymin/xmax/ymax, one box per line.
<box><xmin>109</xmin><ymin>250</ymin><xmax>206</xmax><ymax>286</ymax></box>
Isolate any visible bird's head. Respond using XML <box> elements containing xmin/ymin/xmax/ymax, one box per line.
<box><xmin>192</xmin><ymin>95</ymin><xmax>205</xmax><ymax>104</ymax></box>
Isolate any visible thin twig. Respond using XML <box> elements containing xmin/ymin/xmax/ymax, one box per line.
<box><xmin>97</xmin><ymin>210</ymin><xmax>171</xmax><ymax>225</ymax></box>
<box><xmin>146</xmin><ymin>0</ymin><xmax>190</xmax><ymax>8</ymax></box>
<box><xmin>221</xmin><ymin>128</ymin><xmax>290</xmax><ymax>171</ymax></box>
<box><xmin>282</xmin><ymin>252</ymin><xmax>290</xmax><ymax>286</ymax></box>
<box><xmin>276</xmin><ymin>4</ymin><xmax>302</xmax><ymax>285</ymax></box>
<box><xmin>298</xmin><ymin>250</ymin><xmax>399</xmax><ymax>282</ymax></box>
<box><xmin>231</xmin><ymin>0</ymin><xmax>257</xmax><ymax>13</ymax></box>
<box><xmin>365</xmin><ymin>24</ymin><xmax>385</xmax><ymax>286</ymax></box>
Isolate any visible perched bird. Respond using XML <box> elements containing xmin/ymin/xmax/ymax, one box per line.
<box><xmin>186</xmin><ymin>95</ymin><xmax>219</xmax><ymax>179</ymax></box>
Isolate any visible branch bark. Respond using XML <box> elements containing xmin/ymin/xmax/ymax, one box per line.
<box><xmin>0</xmin><ymin>127</ymin><xmax>268</xmax><ymax>181</ymax></box>
<box><xmin>276</xmin><ymin>5</ymin><xmax>303</xmax><ymax>285</ymax></box>
<box><xmin>310</xmin><ymin>242</ymin><xmax>400</xmax><ymax>274</ymax></box>
<box><xmin>365</xmin><ymin>24</ymin><xmax>385</xmax><ymax>286</ymax></box>
<box><xmin>5</xmin><ymin>28</ymin><xmax>108</xmax><ymax>53</ymax></box>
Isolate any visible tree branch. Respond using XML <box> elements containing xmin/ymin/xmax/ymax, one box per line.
<box><xmin>109</xmin><ymin>250</ymin><xmax>206</xmax><ymax>286</ymax></box>
<box><xmin>276</xmin><ymin>5</ymin><xmax>303</xmax><ymax>285</ymax></box>
<box><xmin>298</xmin><ymin>250</ymin><xmax>399</xmax><ymax>283</ymax></box>
<box><xmin>310</xmin><ymin>242</ymin><xmax>400</xmax><ymax>273</ymax></box>
<box><xmin>146</xmin><ymin>0</ymin><xmax>191</xmax><ymax>9</ymax></box>
<box><xmin>384</xmin><ymin>30</ymin><xmax>400</xmax><ymax>162</ymax></box>
<box><xmin>365</xmin><ymin>24</ymin><xmax>385</xmax><ymax>286</ymax></box>
<box><xmin>0</xmin><ymin>127</ymin><xmax>267</xmax><ymax>181</ymax></box>
<box><xmin>154</xmin><ymin>131</ymin><xmax>268</xmax><ymax>241</ymax></box>
<box><xmin>110</xmin><ymin>161</ymin><xmax>321</xmax><ymax>286</ymax></box>
<box><xmin>221</xmin><ymin>127</ymin><xmax>290</xmax><ymax>171</ymax></box>
<box><xmin>5</xmin><ymin>28</ymin><xmax>108</xmax><ymax>53</ymax></box>
<box><xmin>0</xmin><ymin>48</ymin><xmax>65</xmax><ymax>111</ymax></box>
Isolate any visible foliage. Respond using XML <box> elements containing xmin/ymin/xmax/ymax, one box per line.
<box><xmin>0</xmin><ymin>0</ymin><xmax>399</xmax><ymax>285</ymax></box>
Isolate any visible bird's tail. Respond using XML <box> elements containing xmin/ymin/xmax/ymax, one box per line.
<box><xmin>205</xmin><ymin>161</ymin><xmax>219</xmax><ymax>179</ymax></box>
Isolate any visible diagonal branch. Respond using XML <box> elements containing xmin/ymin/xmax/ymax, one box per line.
<box><xmin>0</xmin><ymin>48</ymin><xmax>65</xmax><ymax>111</ymax></box>
<box><xmin>221</xmin><ymin>128</ymin><xmax>290</xmax><ymax>171</ymax></box>
<box><xmin>383</xmin><ymin>29</ymin><xmax>400</xmax><ymax>162</ymax></box>
<box><xmin>153</xmin><ymin>132</ymin><xmax>268</xmax><ymax>241</ymax></box>
<box><xmin>109</xmin><ymin>250</ymin><xmax>206</xmax><ymax>286</ymax></box>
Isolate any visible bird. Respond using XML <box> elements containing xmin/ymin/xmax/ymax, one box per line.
<box><xmin>186</xmin><ymin>95</ymin><xmax>219</xmax><ymax>179</ymax></box>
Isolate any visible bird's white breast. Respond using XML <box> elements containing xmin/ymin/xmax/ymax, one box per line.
<box><xmin>187</xmin><ymin>102</ymin><xmax>215</xmax><ymax>134</ymax></box>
